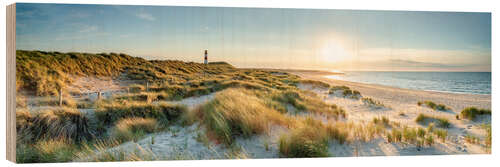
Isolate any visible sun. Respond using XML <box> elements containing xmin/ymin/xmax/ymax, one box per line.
<box><xmin>319</xmin><ymin>39</ymin><xmax>351</xmax><ymax>63</ymax></box>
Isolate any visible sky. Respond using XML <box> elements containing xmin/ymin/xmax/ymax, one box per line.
<box><xmin>16</xmin><ymin>3</ymin><xmax>491</xmax><ymax>71</ymax></box>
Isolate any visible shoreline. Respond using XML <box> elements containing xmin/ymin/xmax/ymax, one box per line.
<box><xmin>284</xmin><ymin>70</ymin><xmax>491</xmax><ymax>111</ymax></box>
<box><xmin>324</xmin><ymin>75</ymin><xmax>491</xmax><ymax>96</ymax></box>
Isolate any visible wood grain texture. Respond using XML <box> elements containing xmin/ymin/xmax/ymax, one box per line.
<box><xmin>6</xmin><ymin>3</ymin><xmax>16</xmax><ymax>163</ymax></box>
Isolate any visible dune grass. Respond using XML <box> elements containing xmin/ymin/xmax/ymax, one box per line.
<box><xmin>95</xmin><ymin>101</ymin><xmax>187</xmax><ymax>125</ymax></box>
<box><xmin>192</xmin><ymin>88</ymin><xmax>291</xmax><ymax>145</ymax></box>
<box><xmin>415</xmin><ymin>113</ymin><xmax>450</xmax><ymax>128</ymax></box>
<box><xmin>460</xmin><ymin>107</ymin><xmax>491</xmax><ymax>120</ymax></box>
<box><xmin>387</xmin><ymin>124</ymin><xmax>443</xmax><ymax>146</ymax></box>
<box><xmin>17</xmin><ymin>108</ymin><xmax>94</xmax><ymax>143</ymax></box>
<box><xmin>272</xmin><ymin>90</ymin><xmax>346</xmax><ymax>118</ymax></box>
<box><xmin>464</xmin><ymin>134</ymin><xmax>480</xmax><ymax>144</ymax></box>
<box><xmin>372</xmin><ymin>116</ymin><xmax>390</xmax><ymax>127</ymax></box>
<box><xmin>278</xmin><ymin>117</ymin><xmax>348</xmax><ymax>158</ymax></box>
<box><xmin>128</xmin><ymin>84</ymin><xmax>145</xmax><ymax>93</ymax></box>
<box><xmin>298</xmin><ymin>80</ymin><xmax>330</xmax><ymax>88</ymax></box>
<box><xmin>482</xmin><ymin>124</ymin><xmax>491</xmax><ymax>149</ymax></box>
<box><xmin>16</xmin><ymin>138</ymin><xmax>77</xmax><ymax>163</ymax></box>
<box><xmin>328</xmin><ymin>85</ymin><xmax>362</xmax><ymax>99</ymax></box>
<box><xmin>16</xmin><ymin>50</ymin><xmax>236</xmax><ymax>95</ymax></box>
<box><xmin>361</xmin><ymin>97</ymin><xmax>387</xmax><ymax>109</ymax></box>
<box><xmin>112</xmin><ymin>118</ymin><xmax>158</xmax><ymax>142</ymax></box>
<box><xmin>417</xmin><ymin>101</ymin><xmax>450</xmax><ymax>111</ymax></box>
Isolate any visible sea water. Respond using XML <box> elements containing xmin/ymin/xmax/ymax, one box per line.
<box><xmin>325</xmin><ymin>72</ymin><xmax>491</xmax><ymax>95</ymax></box>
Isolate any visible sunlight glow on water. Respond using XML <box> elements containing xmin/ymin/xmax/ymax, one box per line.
<box><xmin>325</xmin><ymin>72</ymin><xmax>491</xmax><ymax>95</ymax></box>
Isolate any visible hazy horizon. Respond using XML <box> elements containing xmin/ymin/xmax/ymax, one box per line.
<box><xmin>16</xmin><ymin>3</ymin><xmax>491</xmax><ymax>72</ymax></box>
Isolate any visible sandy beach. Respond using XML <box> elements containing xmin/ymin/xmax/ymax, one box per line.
<box><xmin>288</xmin><ymin>70</ymin><xmax>491</xmax><ymax>110</ymax></box>
<box><xmin>284</xmin><ymin>70</ymin><xmax>491</xmax><ymax>155</ymax></box>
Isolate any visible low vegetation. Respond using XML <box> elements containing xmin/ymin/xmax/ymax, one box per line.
<box><xmin>278</xmin><ymin>117</ymin><xmax>348</xmax><ymax>158</ymax></box>
<box><xmin>387</xmin><ymin>124</ymin><xmax>445</xmax><ymax>146</ymax></box>
<box><xmin>361</xmin><ymin>97</ymin><xmax>388</xmax><ymax>109</ymax></box>
<box><xmin>328</xmin><ymin>85</ymin><xmax>361</xmax><ymax>99</ymax></box>
<box><xmin>16</xmin><ymin>108</ymin><xmax>94</xmax><ymax>143</ymax></box>
<box><xmin>192</xmin><ymin>88</ymin><xmax>291</xmax><ymax>145</ymax></box>
<box><xmin>417</xmin><ymin>101</ymin><xmax>450</xmax><ymax>111</ymax></box>
<box><xmin>460</xmin><ymin>107</ymin><xmax>491</xmax><ymax>120</ymax></box>
<box><xmin>112</xmin><ymin>118</ymin><xmax>158</xmax><ymax>142</ymax></box>
<box><xmin>95</xmin><ymin>101</ymin><xmax>187</xmax><ymax>125</ymax></box>
<box><xmin>415</xmin><ymin>113</ymin><xmax>450</xmax><ymax>128</ymax></box>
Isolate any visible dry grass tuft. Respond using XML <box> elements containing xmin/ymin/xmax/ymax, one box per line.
<box><xmin>112</xmin><ymin>118</ymin><xmax>158</xmax><ymax>142</ymax></box>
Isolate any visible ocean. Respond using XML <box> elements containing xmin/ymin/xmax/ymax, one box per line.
<box><xmin>325</xmin><ymin>71</ymin><xmax>491</xmax><ymax>95</ymax></box>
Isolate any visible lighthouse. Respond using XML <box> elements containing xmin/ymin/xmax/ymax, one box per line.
<box><xmin>204</xmin><ymin>50</ymin><xmax>208</xmax><ymax>64</ymax></box>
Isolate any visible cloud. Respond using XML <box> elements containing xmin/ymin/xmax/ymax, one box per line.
<box><xmin>136</xmin><ymin>13</ymin><xmax>155</xmax><ymax>21</ymax></box>
<box><xmin>79</xmin><ymin>25</ymin><xmax>98</xmax><ymax>33</ymax></box>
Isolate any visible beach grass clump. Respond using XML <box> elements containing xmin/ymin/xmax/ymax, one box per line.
<box><xmin>76</xmin><ymin>140</ymin><xmax>162</xmax><ymax>162</ymax></box>
<box><xmin>415</xmin><ymin>113</ymin><xmax>450</xmax><ymax>128</ymax></box>
<box><xmin>361</xmin><ymin>97</ymin><xmax>387</xmax><ymax>109</ymax></box>
<box><xmin>114</xmin><ymin>92</ymin><xmax>170</xmax><ymax>103</ymax></box>
<box><xmin>95</xmin><ymin>101</ymin><xmax>187</xmax><ymax>125</ymax></box>
<box><xmin>17</xmin><ymin>138</ymin><xmax>77</xmax><ymax>163</ymax></box>
<box><xmin>278</xmin><ymin>126</ymin><xmax>329</xmax><ymax>158</ymax></box>
<box><xmin>483</xmin><ymin>124</ymin><xmax>491</xmax><ymax>149</ymax></box>
<box><xmin>16</xmin><ymin>95</ymin><xmax>27</xmax><ymax>108</ymax></box>
<box><xmin>272</xmin><ymin>90</ymin><xmax>307</xmax><ymax>111</ymax></box>
<box><xmin>328</xmin><ymin>85</ymin><xmax>350</xmax><ymax>93</ymax></box>
<box><xmin>387</xmin><ymin>126</ymin><xmax>439</xmax><ymax>146</ymax></box>
<box><xmin>112</xmin><ymin>118</ymin><xmax>158</xmax><ymax>142</ymax></box>
<box><xmin>460</xmin><ymin>107</ymin><xmax>491</xmax><ymax>120</ymax></box>
<box><xmin>278</xmin><ymin>117</ymin><xmax>348</xmax><ymax>158</ymax></box>
<box><xmin>372</xmin><ymin>116</ymin><xmax>390</xmax><ymax>127</ymax></box>
<box><xmin>391</xmin><ymin>129</ymin><xmax>403</xmax><ymax>142</ymax></box>
<box><xmin>32</xmin><ymin>96</ymin><xmax>77</xmax><ymax>108</ymax></box>
<box><xmin>18</xmin><ymin>108</ymin><xmax>94</xmax><ymax>142</ymax></box>
<box><xmin>433</xmin><ymin>128</ymin><xmax>448</xmax><ymax>142</ymax></box>
<box><xmin>402</xmin><ymin>127</ymin><xmax>418</xmax><ymax>143</ymax></box>
<box><xmin>128</xmin><ymin>84</ymin><xmax>145</xmax><ymax>93</ymax></box>
<box><xmin>298</xmin><ymin>80</ymin><xmax>330</xmax><ymax>88</ymax></box>
<box><xmin>328</xmin><ymin>85</ymin><xmax>362</xmax><ymax>99</ymax></box>
<box><xmin>194</xmin><ymin>88</ymin><xmax>289</xmax><ymax>145</ymax></box>
<box><xmin>464</xmin><ymin>134</ymin><xmax>480</xmax><ymax>144</ymax></box>
<box><xmin>272</xmin><ymin>90</ymin><xmax>346</xmax><ymax>119</ymax></box>
<box><xmin>417</xmin><ymin>101</ymin><xmax>450</xmax><ymax>111</ymax></box>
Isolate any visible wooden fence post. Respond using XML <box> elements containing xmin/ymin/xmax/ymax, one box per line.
<box><xmin>146</xmin><ymin>81</ymin><xmax>149</xmax><ymax>92</ymax></box>
<box><xmin>58</xmin><ymin>88</ymin><xmax>63</xmax><ymax>106</ymax></box>
<box><xmin>97</xmin><ymin>91</ymin><xmax>101</xmax><ymax>100</ymax></box>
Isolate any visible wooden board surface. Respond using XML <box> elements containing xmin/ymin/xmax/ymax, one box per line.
<box><xmin>6</xmin><ymin>3</ymin><xmax>16</xmax><ymax>163</ymax></box>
